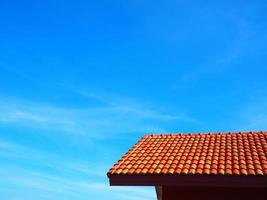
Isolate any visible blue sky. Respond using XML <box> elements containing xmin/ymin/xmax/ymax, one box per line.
<box><xmin>1</xmin><ymin>0</ymin><xmax>267</xmax><ymax>199</ymax></box>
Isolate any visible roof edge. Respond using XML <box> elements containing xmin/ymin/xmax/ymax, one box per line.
<box><xmin>109</xmin><ymin>174</ymin><xmax>267</xmax><ymax>188</ymax></box>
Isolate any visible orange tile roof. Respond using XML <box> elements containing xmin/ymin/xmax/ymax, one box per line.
<box><xmin>108</xmin><ymin>131</ymin><xmax>267</xmax><ymax>176</ymax></box>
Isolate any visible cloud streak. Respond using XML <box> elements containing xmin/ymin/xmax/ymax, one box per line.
<box><xmin>0</xmin><ymin>161</ymin><xmax>154</xmax><ymax>200</ymax></box>
<box><xmin>0</xmin><ymin>93</ymin><xmax>199</xmax><ymax>138</ymax></box>
<box><xmin>0</xmin><ymin>139</ymin><xmax>106</xmax><ymax>179</ymax></box>
<box><xmin>0</xmin><ymin>140</ymin><xmax>154</xmax><ymax>200</ymax></box>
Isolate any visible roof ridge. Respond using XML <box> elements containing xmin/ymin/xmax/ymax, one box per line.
<box><xmin>143</xmin><ymin>131</ymin><xmax>267</xmax><ymax>137</ymax></box>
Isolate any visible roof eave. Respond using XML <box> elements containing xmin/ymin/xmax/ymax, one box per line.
<box><xmin>109</xmin><ymin>174</ymin><xmax>267</xmax><ymax>188</ymax></box>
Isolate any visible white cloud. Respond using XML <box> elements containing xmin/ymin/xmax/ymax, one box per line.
<box><xmin>0</xmin><ymin>163</ymin><xmax>155</xmax><ymax>200</ymax></box>
<box><xmin>0</xmin><ymin>139</ymin><xmax>107</xmax><ymax>178</ymax></box>
<box><xmin>0</xmin><ymin>94</ymin><xmax>199</xmax><ymax>138</ymax></box>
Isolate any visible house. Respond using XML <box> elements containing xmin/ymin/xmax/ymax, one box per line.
<box><xmin>107</xmin><ymin>131</ymin><xmax>267</xmax><ymax>200</ymax></box>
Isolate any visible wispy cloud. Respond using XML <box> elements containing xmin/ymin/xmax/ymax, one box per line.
<box><xmin>73</xmin><ymin>89</ymin><xmax>199</xmax><ymax>123</ymax></box>
<box><xmin>0</xmin><ymin>93</ymin><xmax>199</xmax><ymax>137</ymax></box>
<box><xmin>0</xmin><ymin>98</ymin><xmax>81</xmax><ymax>134</ymax></box>
<box><xmin>0</xmin><ymin>162</ymin><xmax>154</xmax><ymax>200</ymax></box>
<box><xmin>0</xmin><ymin>139</ymin><xmax>106</xmax><ymax>178</ymax></box>
<box><xmin>75</xmin><ymin>90</ymin><xmax>178</xmax><ymax>120</ymax></box>
<box><xmin>0</xmin><ymin>140</ymin><xmax>154</xmax><ymax>200</ymax></box>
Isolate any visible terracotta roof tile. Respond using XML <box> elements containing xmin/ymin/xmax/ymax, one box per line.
<box><xmin>108</xmin><ymin>131</ymin><xmax>267</xmax><ymax>176</ymax></box>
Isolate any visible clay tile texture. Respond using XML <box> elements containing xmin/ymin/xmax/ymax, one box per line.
<box><xmin>108</xmin><ymin>131</ymin><xmax>267</xmax><ymax>176</ymax></box>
